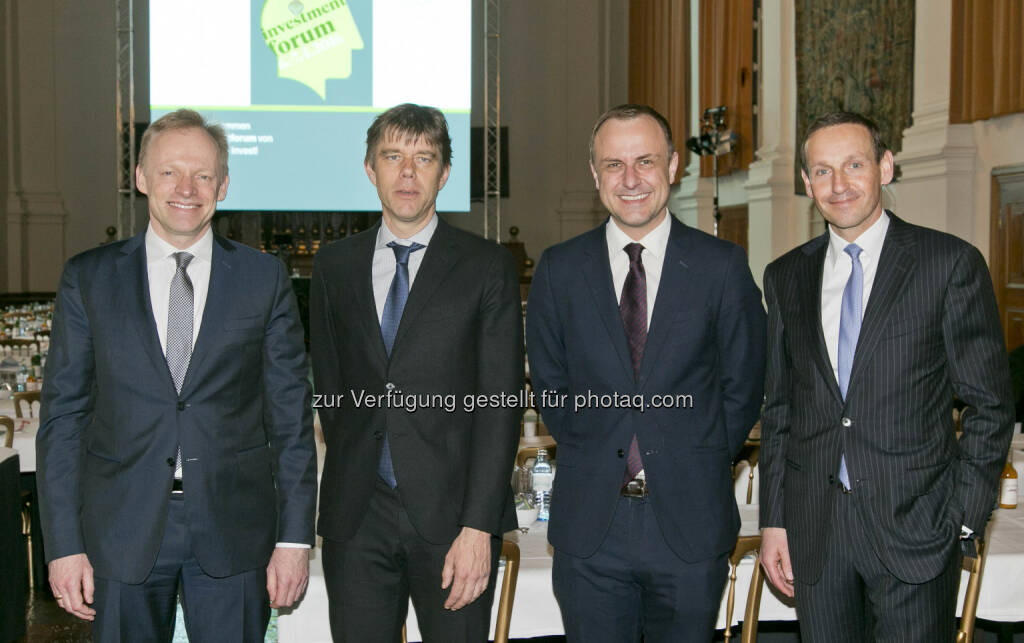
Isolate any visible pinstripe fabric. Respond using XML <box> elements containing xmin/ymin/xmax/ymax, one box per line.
<box><xmin>760</xmin><ymin>213</ymin><xmax>1014</xmax><ymax>636</ymax></box>
<box><xmin>794</xmin><ymin>491</ymin><xmax>960</xmax><ymax>642</ymax></box>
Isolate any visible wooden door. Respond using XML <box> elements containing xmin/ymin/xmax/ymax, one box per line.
<box><xmin>717</xmin><ymin>204</ymin><xmax>749</xmax><ymax>255</ymax></box>
<box><xmin>990</xmin><ymin>167</ymin><xmax>1024</xmax><ymax>350</ymax></box>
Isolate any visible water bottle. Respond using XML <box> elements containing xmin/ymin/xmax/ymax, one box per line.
<box><xmin>531</xmin><ymin>449</ymin><xmax>554</xmax><ymax>521</ymax></box>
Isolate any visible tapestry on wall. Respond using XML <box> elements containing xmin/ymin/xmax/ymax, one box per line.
<box><xmin>794</xmin><ymin>0</ymin><xmax>914</xmax><ymax>194</ymax></box>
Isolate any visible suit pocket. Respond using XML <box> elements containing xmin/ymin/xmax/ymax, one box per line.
<box><xmin>879</xmin><ymin>315</ymin><xmax>938</xmax><ymax>342</ymax></box>
<box><xmin>905</xmin><ymin>460</ymin><xmax>952</xmax><ymax>498</ymax></box>
<box><xmin>223</xmin><ymin>315</ymin><xmax>263</xmax><ymax>333</ymax></box>
<box><xmin>84</xmin><ymin>448</ymin><xmax>121</xmax><ymax>478</ymax></box>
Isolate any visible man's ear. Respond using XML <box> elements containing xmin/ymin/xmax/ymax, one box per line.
<box><xmin>800</xmin><ymin>169</ymin><xmax>814</xmax><ymax>198</ymax></box>
<box><xmin>365</xmin><ymin>160</ymin><xmax>378</xmax><ymax>187</ymax></box>
<box><xmin>879</xmin><ymin>150</ymin><xmax>895</xmax><ymax>186</ymax></box>
<box><xmin>136</xmin><ymin>165</ymin><xmax>149</xmax><ymax>195</ymax></box>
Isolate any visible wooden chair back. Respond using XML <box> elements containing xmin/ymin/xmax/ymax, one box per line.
<box><xmin>13</xmin><ymin>391</ymin><xmax>40</xmax><ymax>418</ymax></box>
<box><xmin>1</xmin><ymin>415</ymin><xmax>13</xmax><ymax>448</ymax></box>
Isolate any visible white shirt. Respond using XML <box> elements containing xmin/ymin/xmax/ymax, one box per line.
<box><xmin>820</xmin><ymin>212</ymin><xmax>890</xmax><ymax>383</ymax></box>
<box><xmin>146</xmin><ymin>225</ymin><xmax>212</xmax><ymax>350</ymax></box>
<box><xmin>372</xmin><ymin>215</ymin><xmax>438</xmax><ymax>321</ymax></box>
<box><xmin>606</xmin><ymin>211</ymin><xmax>672</xmax><ymax>329</ymax></box>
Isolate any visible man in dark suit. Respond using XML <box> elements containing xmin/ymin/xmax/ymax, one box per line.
<box><xmin>37</xmin><ymin>109</ymin><xmax>317</xmax><ymax>642</ymax></box>
<box><xmin>311</xmin><ymin>103</ymin><xmax>523</xmax><ymax>642</ymax></box>
<box><xmin>759</xmin><ymin>111</ymin><xmax>1014</xmax><ymax>641</ymax></box>
<box><xmin>526</xmin><ymin>104</ymin><xmax>767</xmax><ymax>642</ymax></box>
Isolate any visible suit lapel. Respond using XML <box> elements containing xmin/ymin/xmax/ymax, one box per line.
<box><xmin>352</xmin><ymin>224</ymin><xmax>389</xmax><ymax>364</ymax></box>
<box><xmin>182</xmin><ymin>235</ymin><xmax>233</xmax><ymax>391</ymax></box>
<box><xmin>581</xmin><ymin>224</ymin><xmax>635</xmax><ymax>381</ymax></box>
<box><xmin>799</xmin><ymin>234</ymin><xmax>842</xmax><ymax>402</ymax></box>
<box><xmin>114</xmin><ymin>232</ymin><xmax>178</xmax><ymax>391</ymax></box>
<box><xmin>848</xmin><ymin>214</ymin><xmax>916</xmax><ymax>392</ymax></box>
<box><xmin>639</xmin><ymin>217</ymin><xmax>693</xmax><ymax>384</ymax></box>
<box><xmin>390</xmin><ymin>218</ymin><xmax>458</xmax><ymax>356</ymax></box>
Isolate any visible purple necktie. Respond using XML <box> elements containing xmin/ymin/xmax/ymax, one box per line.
<box><xmin>620</xmin><ymin>243</ymin><xmax>647</xmax><ymax>482</ymax></box>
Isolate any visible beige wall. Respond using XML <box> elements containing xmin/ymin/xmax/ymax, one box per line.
<box><xmin>447</xmin><ymin>0</ymin><xmax>628</xmax><ymax>262</ymax></box>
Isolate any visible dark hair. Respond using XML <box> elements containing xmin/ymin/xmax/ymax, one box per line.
<box><xmin>590</xmin><ymin>104</ymin><xmax>675</xmax><ymax>163</ymax></box>
<box><xmin>801</xmin><ymin>111</ymin><xmax>887</xmax><ymax>173</ymax></box>
<box><xmin>365</xmin><ymin>103</ymin><xmax>452</xmax><ymax>168</ymax></box>
<box><xmin>139</xmin><ymin>109</ymin><xmax>228</xmax><ymax>179</ymax></box>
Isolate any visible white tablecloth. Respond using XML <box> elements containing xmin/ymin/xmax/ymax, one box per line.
<box><xmin>0</xmin><ymin>396</ymin><xmax>37</xmax><ymax>473</ymax></box>
<box><xmin>277</xmin><ymin>497</ymin><xmax>1024</xmax><ymax>643</ymax></box>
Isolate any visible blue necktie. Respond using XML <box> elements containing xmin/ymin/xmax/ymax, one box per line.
<box><xmin>837</xmin><ymin>243</ymin><xmax>863</xmax><ymax>489</ymax></box>
<box><xmin>378</xmin><ymin>241</ymin><xmax>425</xmax><ymax>487</ymax></box>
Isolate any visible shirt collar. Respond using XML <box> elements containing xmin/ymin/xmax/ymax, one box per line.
<box><xmin>605</xmin><ymin>211</ymin><xmax>672</xmax><ymax>259</ymax></box>
<box><xmin>377</xmin><ymin>214</ymin><xmax>439</xmax><ymax>249</ymax></box>
<box><xmin>145</xmin><ymin>224</ymin><xmax>214</xmax><ymax>265</ymax></box>
<box><xmin>826</xmin><ymin>210</ymin><xmax>890</xmax><ymax>267</ymax></box>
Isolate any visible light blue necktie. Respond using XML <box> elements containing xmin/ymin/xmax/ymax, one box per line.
<box><xmin>837</xmin><ymin>243</ymin><xmax>863</xmax><ymax>489</ymax></box>
<box><xmin>378</xmin><ymin>241</ymin><xmax>425</xmax><ymax>487</ymax></box>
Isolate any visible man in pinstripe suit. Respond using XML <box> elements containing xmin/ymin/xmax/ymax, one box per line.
<box><xmin>759</xmin><ymin>111</ymin><xmax>1014</xmax><ymax>642</ymax></box>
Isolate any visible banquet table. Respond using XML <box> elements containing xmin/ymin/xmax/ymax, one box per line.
<box><xmin>277</xmin><ymin>494</ymin><xmax>1024</xmax><ymax>642</ymax></box>
<box><xmin>0</xmin><ymin>398</ymin><xmax>39</xmax><ymax>473</ymax></box>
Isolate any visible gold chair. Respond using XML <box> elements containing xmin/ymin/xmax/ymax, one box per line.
<box><xmin>733</xmin><ymin>445</ymin><xmax>760</xmax><ymax>505</ymax></box>
<box><xmin>1</xmin><ymin>415</ymin><xmax>13</xmax><ymax>448</ymax></box>
<box><xmin>22</xmin><ymin>494</ymin><xmax>33</xmax><ymax>588</ymax></box>
<box><xmin>12</xmin><ymin>391</ymin><xmax>40</xmax><ymax>419</ymax></box>
<box><xmin>957</xmin><ymin>537</ymin><xmax>988</xmax><ymax>643</ymax></box>
<box><xmin>516</xmin><ymin>445</ymin><xmax>556</xmax><ymax>468</ymax></box>
<box><xmin>402</xmin><ymin>539</ymin><xmax>521</xmax><ymax>643</ymax></box>
<box><xmin>739</xmin><ymin>551</ymin><xmax>767</xmax><ymax>643</ymax></box>
<box><xmin>723</xmin><ymin>535</ymin><xmax>763</xmax><ymax>642</ymax></box>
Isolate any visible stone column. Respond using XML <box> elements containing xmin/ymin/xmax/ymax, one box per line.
<box><xmin>890</xmin><ymin>0</ymin><xmax>976</xmax><ymax>245</ymax></box>
<box><xmin>4</xmin><ymin>0</ymin><xmax>68</xmax><ymax>293</ymax></box>
<box><xmin>555</xmin><ymin>0</ymin><xmax>627</xmax><ymax>241</ymax></box>
<box><xmin>743</xmin><ymin>0</ymin><xmax>805</xmax><ymax>285</ymax></box>
<box><xmin>670</xmin><ymin>0</ymin><xmax>714</xmax><ymax>231</ymax></box>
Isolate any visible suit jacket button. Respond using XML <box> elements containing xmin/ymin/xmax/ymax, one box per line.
<box><xmin>828</xmin><ymin>474</ymin><xmax>836</xmax><ymax>485</ymax></box>
<box><xmin>617</xmin><ymin>449</ymin><xmax>625</xmax><ymax>458</ymax></box>
<box><xmin>177</xmin><ymin>401</ymin><xmax>186</xmax><ymax>411</ymax></box>
<box><xmin>166</xmin><ymin>457</ymin><xmax>175</xmax><ymax>467</ymax></box>
<box><xmin>385</xmin><ymin>382</ymin><xmax>396</xmax><ymax>391</ymax></box>
<box><xmin>841</xmin><ymin>417</ymin><xmax>852</xmax><ymax>428</ymax></box>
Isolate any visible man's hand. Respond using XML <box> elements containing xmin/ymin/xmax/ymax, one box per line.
<box><xmin>760</xmin><ymin>527</ymin><xmax>795</xmax><ymax>597</ymax></box>
<box><xmin>49</xmin><ymin>553</ymin><xmax>97</xmax><ymax>621</ymax></box>
<box><xmin>441</xmin><ymin>526</ymin><xmax>492</xmax><ymax>610</ymax></box>
<box><xmin>267</xmin><ymin>547</ymin><xmax>310</xmax><ymax>609</ymax></box>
